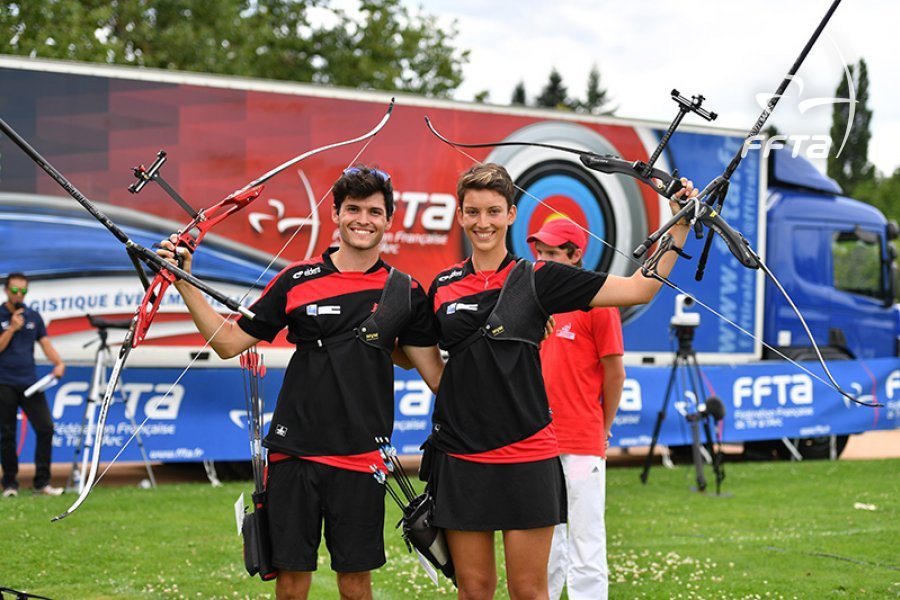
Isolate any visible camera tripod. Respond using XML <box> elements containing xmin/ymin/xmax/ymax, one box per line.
<box><xmin>639</xmin><ymin>323</ymin><xmax>725</xmax><ymax>494</ymax></box>
<box><xmin>66</xmin><ymin>315</ymin><xmax>157</xmax><ymax>492</ymax></box>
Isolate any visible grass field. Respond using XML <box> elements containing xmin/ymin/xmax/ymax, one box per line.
<box><xmin>1</xmin><ymin>458</ymin><xmax>897</xmax><ymax>599</ymax></box>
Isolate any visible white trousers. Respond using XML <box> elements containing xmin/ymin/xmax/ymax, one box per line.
<box><xmin>548</xmin><ymin>454</ymin><xmax>607</xmax><ymax>600</ymax></box>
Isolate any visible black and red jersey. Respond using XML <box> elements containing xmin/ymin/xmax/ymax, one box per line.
<box><xmin>427</xmin><ymin>254</ymin><xmax>606</xmax><ymax>461</ymax></box>
<box><xmin>238</xmin><ymin>248</ymin><xmax>436</xmax><ymax>471</ymax></box>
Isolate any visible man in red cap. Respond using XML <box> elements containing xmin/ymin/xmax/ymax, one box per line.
<box><xmin>528</xmin><ymin>218</ymin><xmax>625</xmax><ymax>600</ymax></box>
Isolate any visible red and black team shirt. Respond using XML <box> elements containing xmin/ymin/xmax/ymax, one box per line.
<box><xmin>237</xmin><ymin>248</ymin><xmax>436</xmax><ymax>472</ymax></box>
<box><xmin>428</xmin><ymin>253</ymin><xmax>607</xmax><ymax>463</ymax></box>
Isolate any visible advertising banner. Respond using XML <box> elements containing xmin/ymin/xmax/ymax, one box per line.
<box><xmin>14</xmin><ymin>359</ymin><xmax>899</xmax><ymax>465</ymax></box>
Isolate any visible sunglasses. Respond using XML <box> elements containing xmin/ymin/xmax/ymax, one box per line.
<box><xmin>8</xmin><ymin>287</ymin><xmax>27</xmax><ymax>294</ymax></box>
<box><xmin>343</xmin><ymin>167</ymin><xmax>391</xmax><ymax>182</ymax></box>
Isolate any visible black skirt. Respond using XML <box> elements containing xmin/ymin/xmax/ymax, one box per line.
<box><xmin>426</xmin><ymin>450</ymin><xmax>567</xmax><ymax>531</ymax></box>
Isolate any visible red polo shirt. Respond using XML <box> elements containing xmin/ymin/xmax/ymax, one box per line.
<box><xmin>540</xmin><ymin>307</ymin><xmax>623</xmax><ymax>458</ymax></box>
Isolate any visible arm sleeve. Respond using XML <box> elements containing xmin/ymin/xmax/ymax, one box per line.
<box><xmin>237</xmin><ymin>274</ymin><xmax>289</xmax><ymax>342</ymax></box>
<box><xmin>534</xmin><ymin>261</ymin><xmax>607</xmax><ymax>315</ymax></box>
<box><xmin>398</xmin><ymin>279</ymin><xmax>439</xmax><ymax>347</ymax></box>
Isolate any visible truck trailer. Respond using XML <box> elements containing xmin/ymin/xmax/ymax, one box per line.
<box><xmin>0</xmin><ymin>56</ymin><xmax>896</xmax><ymax>466</ymax></box>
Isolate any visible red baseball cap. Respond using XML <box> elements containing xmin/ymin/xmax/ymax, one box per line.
<box><xmin>527</xmin><ymin>218</ymin><xmax>587</xmax><ymax>250</ymax></box>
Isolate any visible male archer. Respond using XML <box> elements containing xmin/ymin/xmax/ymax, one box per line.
<box><xmin>159</xmin><ymin>166</ymin><xmax>443</xmax><ymax>600</ymax></box>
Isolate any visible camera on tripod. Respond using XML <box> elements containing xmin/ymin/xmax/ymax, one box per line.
<box><xmin>670</xmin><ymin>294</ymin><xmax>700</xmax><ymax>328</ymax></box>
<box><xmin>641</xmin><ymin>293</ymin><xmax>727</xmax><ymax>495</ymax></box>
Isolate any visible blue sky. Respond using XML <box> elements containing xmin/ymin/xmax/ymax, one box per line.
<box><xmin>409</xmin><ymin>0</ymin><xmax>898</xmax><ymax>175</ymax></box>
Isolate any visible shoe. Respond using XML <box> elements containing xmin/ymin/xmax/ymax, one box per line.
<box><xmin>33</xmin><ymin>485</ymin><xmax>64</xmax><ymax>496</ymax></box>
<box><xmin>2</xmin><ymin>487</ymin><xmax>18</xmax><ymax>498</ymax></box>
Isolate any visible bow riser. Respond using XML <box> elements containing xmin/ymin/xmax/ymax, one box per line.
<box><xmin>579</xmin><ymin>154</ymin><xmax>685</xmax><ymax>198</ymax></box>
<box><xmin>132</xmin><ymin>185</ymin><xmax>268</xmax><ymax>347</ymax></box>
<box><xmin>179</xmin><ymin>185</ymin><xmax>266</xmax><ymax>252</ymax></box>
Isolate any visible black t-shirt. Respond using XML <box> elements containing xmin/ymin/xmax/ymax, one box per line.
<box><xmin>238</xmin><ymin>248</ymin><xmax>436</xmax><ymax>458</ymax></box>
<box><xmin>428</xmin><ymin>254</ymin><xmax>606</xmax><ymax>455</ymax></box>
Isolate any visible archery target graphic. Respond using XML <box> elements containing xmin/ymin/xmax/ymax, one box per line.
<box><xmin>511</xmin><ymin>159</ymin><xmax>614</xmax><ymax>272</ymax></box>
<box><xmin>486</xmin><ymin>121</ymin><xmax>655</xmax><ymax>279</ymax></box>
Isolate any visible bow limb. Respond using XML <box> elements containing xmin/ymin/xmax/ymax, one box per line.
<box><xmin>240</xmin><ymin>99</ymin><xmax>394</xmax><ymax>192</ymax></box>
<box><xmin>52</xmin><ymin>332</ymin><xmax>134</xmax><ymax>521</ymax></box>
<box><xmin>640</xmin><ymin>199</ymin><xmax>876</xmax><ymax>407</ymax></box>
<box><xmin>684</xmin><ymin>205</ymin><xmax>879</xmax><ymax>408</ymax></box>
<box><xmin>645</xmin><ymin>0</ymin><xmax>866</xmax><ymax>406</ymax></box>
<box><xmin>2</xmin><ymin>97</ymin><xmax>395</xmax><ymax>521</ymax></box>
<box><xmin>0</xmin><ymin>115</ymin><xmax>263</xmax><ymax>521</ymax></box>
<box><xmin>758</xmin><ymin>262</ymin><xmax>881</xmax><ymax>408</ymax></box>
<box><xmin>425</xmin><ymin>116</ymin><xmax>686</xmax><ymax>199</ymax></box>
<box><xmin>424</xmin><ymin>1</ymin><xmax>869</xmax><ymax>412</ymax></box>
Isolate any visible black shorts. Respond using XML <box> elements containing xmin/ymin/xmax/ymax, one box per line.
<box><xmin>265</xmin><ymin>458</ymin><xmax>386</xmax><ymax>572</ymax></box>
<box><xmin>427</xmin><ymin>451</ymin><xmax>566</xmax><ymax>531</ymax></box>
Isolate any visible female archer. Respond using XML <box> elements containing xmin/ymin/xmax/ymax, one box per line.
<box><xmin>424</xmin><ymin>163</ymin><xmax>695</xmax><ymax>599</ymax></box>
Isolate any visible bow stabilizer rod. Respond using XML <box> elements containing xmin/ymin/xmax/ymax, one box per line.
<box><xmin>0</xmin><ymin>117</ymin><xmax>255</xmax><ymax>322</ymax></box>
<box><xmin>0</xmin><ymin>117</ymin><xmax>130</xmax><ymax>245</ymax></box>
<box><xmin>722</xmin><ymin>0</ymin><xmax>843</xmax><ymax>182</ymax></box>
<box><xmin>693</xmin><ymin>0</ymin><xmax>844</xmax><ymax>281</ymax></box>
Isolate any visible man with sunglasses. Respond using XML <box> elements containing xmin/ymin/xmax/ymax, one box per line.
<box><xmin>1</xmin><ymin>273</ymin><xmax>66</xmax><ymax>498</ymax></box>
<box><xmin>158</xmin><ymin>165</ymin><xmax>443</xmax><ymax>600</ymax></box>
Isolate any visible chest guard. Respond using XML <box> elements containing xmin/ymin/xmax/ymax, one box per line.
<box><xmin>299</xmin><ymin>268</ymin><xmax>411</xmax><ymax>353</ymax></box>
<box><xmin>357</xmin><ymin>268</ymin><xmax>412</xmax><ymax>351</ymax></box>
<box><xmin>448</xmin><ymin>260</ymin><xmax>548</xmax><ymax>354</ymax></box>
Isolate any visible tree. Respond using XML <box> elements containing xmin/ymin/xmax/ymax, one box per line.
<box><xmin>1</xmin><ymin>1</ymin><xmax>293</xmax><ymax>75</ymax></box>
<box><xmin>527</xmin><ymin>66</ymin><xmax>615</xmax><ymax>114</ymax></box>
<box><xmin>825</xmin><ymin>58</ymin><xmax>899</xmax><ymax>273</ymax></box>
<box><xmin>473</xmin><ymin>90</ymin><xmax>490</xmax><ymax>103</ymax></box>
<box><xmin>577</xmin><ymin>64</ymin><xmax>614</xmax><ymax>115</ymax></box>
<box><xmin>535</xmin><ymin>68</ymin><xmax>569</xmax><ymax>109</ymax></box>
<box><xmin>511</xmin><ymin>81</ymin><xmax>526</xmax><ymax>106</ymax></box>
<box><xmin>853</xmin><ymin>167</ymin><xmax>900</xmax><ymax>285</ymax></box>
<box><xmin>852</xmin><ymin>167</ymin><xmax>900</xmax><ymax>224</ymax></box>
<box><xmin>828</xmin><ymin>58</ymin><xmax>875</xmax><ymax>193</ymax></box>
<box><xmin>0</xmin><ymin>0</ymin><xmax>468</xmax><ymax>98</ymax></box>
<box><xmin>309</xmin><ymin>0</ymin><xmax>468</xmax><ymax>97</ymax></box>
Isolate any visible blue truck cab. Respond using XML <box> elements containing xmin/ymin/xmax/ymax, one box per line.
<box><xmin>763</xmin><ymin>149</ymin><xmax>899</xmax><ymax>362</ymax></box>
